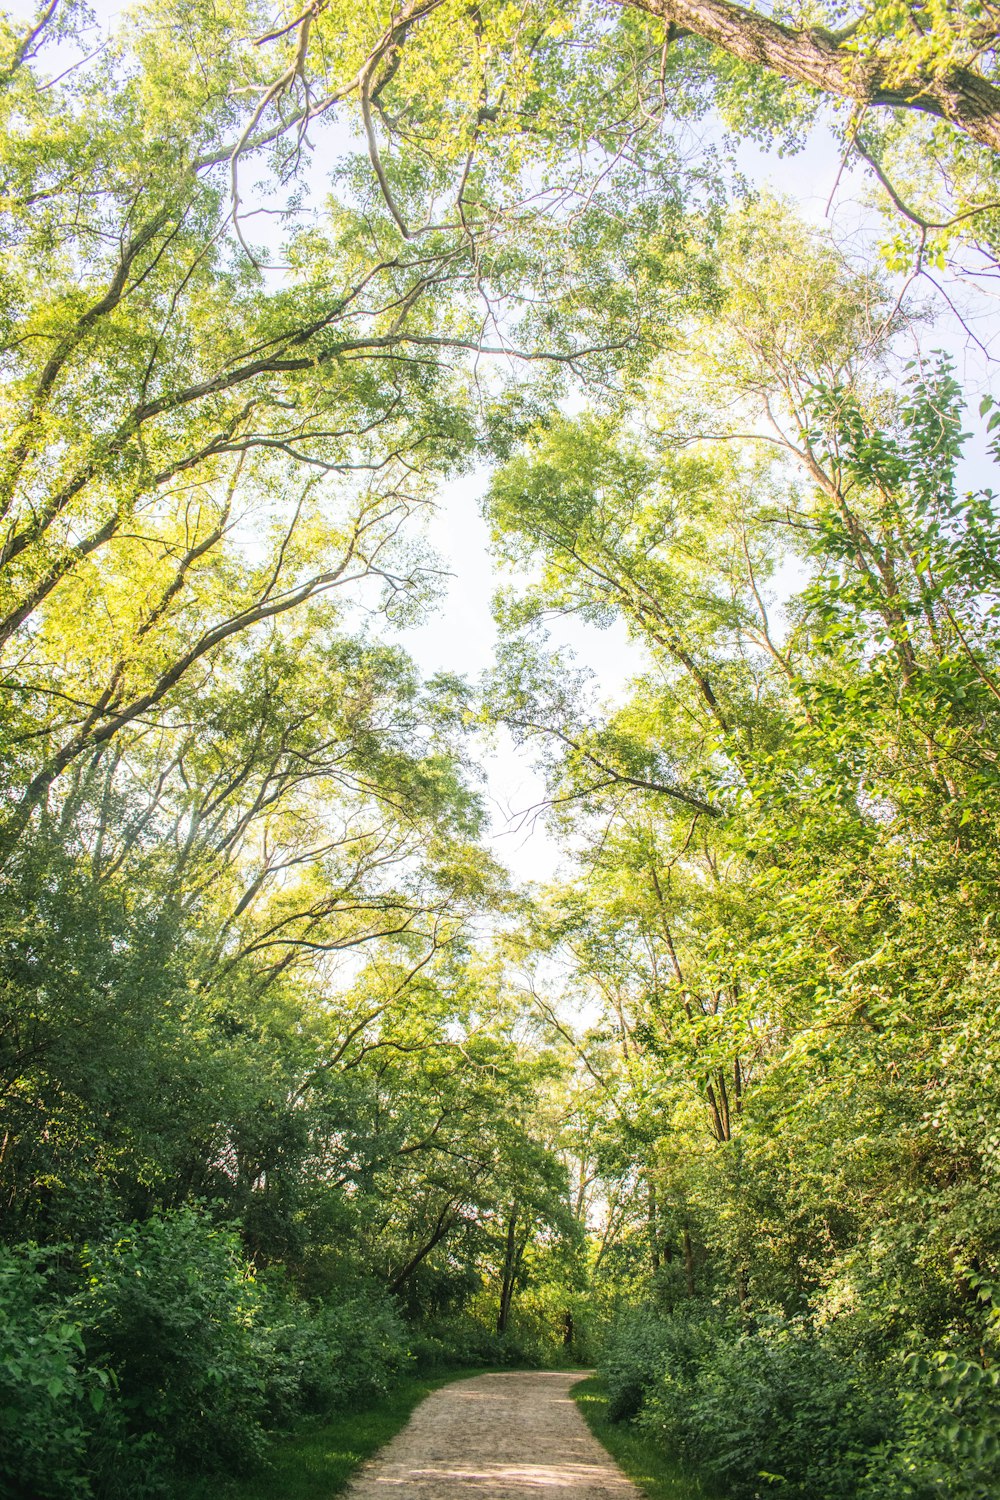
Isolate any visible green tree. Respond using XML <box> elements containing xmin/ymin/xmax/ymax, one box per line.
<box><xmin>485</xmin><ymin>198</ymin><xmax>1000</xmax><ymax>1333</ymax></box>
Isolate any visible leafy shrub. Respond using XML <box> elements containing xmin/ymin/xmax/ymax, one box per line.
<box><xmin>407</xmin><ymin>1327</ymin><xmax>454</xmax><ymax>1373</ymax></box>
<box><xmin>78</xmin><ymin>1208</ymin><xmax>269</xmax><ymax>1477</ymax></box>
<box><xmin>604</xmin><ymin>1307</ymin><xmax>890</xmax><ymax>1500</ymax></box>
<box><xmin>0</xmin><ymin>1243</ymin><xmax>168</xmax><ymax>1500</ymax></box>
<box><xmin>411</xmin><ymin>1313</ymin><xmax>544</xmax><ymax>1371</ymax></box>
<box><xmin>601</xmin><ymin>1302</ymin><xmax>715</xmax><ymax>1424</ymax></box>
<box><xmin>657</xmin><ymin>1319</ymin><xmax>887</xmax><ymax>1500</ymax></box>
<box><xmin>864</xmin><ymin>1350</ymin><xmax>1000</xmax><ymax>1500</ymax></box>
<box><xmin>605</xmin><ymin>1306</ymin><xmax>1000</xmax><ymax>1500</ymax></box>
<box><xmin>259</xmin><ymin>1284</ymin><xmax>412</xmax><ymax>1418</ymax></box>
<box><xmin>0</xmin><ymin>1246</ymin><xmax>97</xmax><ymax>1499</ymax></box>
<box><xmin>0</xmin><ymin>1211</ymin><xmax>415</xmax><ymax>1497</ymax></box>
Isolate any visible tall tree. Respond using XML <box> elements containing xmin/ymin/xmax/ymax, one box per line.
<box><xmin>485</xmin><ymin>199</ymin><xmax>1000</xmax><ymax>1333</ymax></box>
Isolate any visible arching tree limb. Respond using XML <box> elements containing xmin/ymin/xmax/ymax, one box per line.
<box><xmin>616</xmin><ymin>0</ymin><xmax>1000</xmax><ymax>152</ymax></box>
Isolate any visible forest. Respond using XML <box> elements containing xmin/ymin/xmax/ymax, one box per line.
<box><xmin>1</xmin><ymin>0</ymin><xmax>999</xmax><ymax>1496</ymax></box>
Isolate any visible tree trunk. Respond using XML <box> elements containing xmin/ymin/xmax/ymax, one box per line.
<box><xmin>617</xmin><ymin>0</ymin><xmax>1000</xmax><ymax>152</ymax></box>
<box><xmin>497</xmin><ymin>1203</ymin><xmax>520</xmax><ymax>1334</ymax></box>
<box><xmin>683</xmin><ymin>1224</ymin><xmax>696</xmax><ymax>1296</ymax></box>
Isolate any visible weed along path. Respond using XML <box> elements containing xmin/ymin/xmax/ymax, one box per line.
<box><xmin>343</xmin><ymin>1371</ymin><xmax>641</xmax><ymax>1498</ymax></box>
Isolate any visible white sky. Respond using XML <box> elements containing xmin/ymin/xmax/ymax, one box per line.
<box><xmin>389</xmin><ymin>469</ymin><xmax>641</xmax><ymax>884</ymax></box>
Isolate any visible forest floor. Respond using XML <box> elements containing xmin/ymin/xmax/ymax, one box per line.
<box><xmin>342</xmin><ymin>1370</ymin><xmax>642</xmax><ymax>1498</ymax></box>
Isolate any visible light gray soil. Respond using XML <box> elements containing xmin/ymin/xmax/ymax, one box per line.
<box><xmin>343</xmin><ymin>1370</ymin><xmax>642</xmax><ymax>1498</ymax></box>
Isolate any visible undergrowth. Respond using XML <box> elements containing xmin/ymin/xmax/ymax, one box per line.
<box><xmin>572</xmin><ymin>1375</ymin><xmax>717</xmax><ymax>1500</ymax></box>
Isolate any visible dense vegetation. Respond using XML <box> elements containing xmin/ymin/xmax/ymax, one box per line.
<box><xmin>1</xmin><ymin>0</ymin><xmax>999</xmax><ymax>1496</ymax></box>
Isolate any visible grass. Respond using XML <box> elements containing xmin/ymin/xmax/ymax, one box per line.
<box><xmin>573</xmin><ymin>1376</ymin><xmax>718</xmax><ymax>1500</ymax></box>
<box><xmin>202</xmin><ymin>1368</ymin><xmax>491</xmax><ymax>1500</ymax></box>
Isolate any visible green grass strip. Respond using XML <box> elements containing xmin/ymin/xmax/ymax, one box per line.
<box><xmin>207</xmin><ymin>1368</ymin><xmax>492</xmax><ymax>1500</ymax></box>
<box><xmin>572</xmin><ymin>1375</ymin><xmax>718</xmax><ymax>1500</ymax></box>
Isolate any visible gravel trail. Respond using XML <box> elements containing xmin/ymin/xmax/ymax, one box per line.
<box><xmin>343</xmin><ymin>1370</ymin><xmax>641</xmax><ymax>1498</ymax></box>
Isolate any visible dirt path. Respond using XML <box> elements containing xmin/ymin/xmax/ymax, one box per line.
<box><xmin>343</xmin><ymin>1370</ymin><xmax>641</xmax><ymax>1498</ymax></box>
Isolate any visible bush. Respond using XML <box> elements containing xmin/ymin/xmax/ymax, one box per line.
<box><xmin>410</xmin><ymin>1313</ymin><xmax>545</xmax><ymax>1371</ymax></box>
<box><xmin>78</xmin><ymin>1208</ymin><xmax>270</xmax><ymax>1478</ymax></box>
<box><xmin>78</xmin><ymin>1209</ymin><xmax>414</xmax><ymax>1476</ymax></box>
<box><xmin>0</xmin><ymin>1209</ymin><xmax>420</xmax><ymax>1497</ymax></box>
<box><xmin>601</xmin><ymin>1302</ymin><xmax>715</xmax><ymax>1424</ymax></box>
<box><xmin>864</xmin><ymin>1350</ymin><xmax>1000</xmax><ymax>1500</ymax></box>
<box><xmin>659</xmin><ymin>1319</ymin><xmax>887</xmax><ymax>1500</ymax></box>
<box><xmin>0</xmin><ymin>1246</ymin><xmax>97</xmax><ymax>1499</ymax></box>
<box><xmin>259</xmin><ymin>1284</ymin><xmax>412</xmax><ymax>1418</ymax></box>
<box><xmin>603</xmin><ymin>1307</ymin><xmax>890</xmax><ymax>1500</ymax></box>
<box><xmin>0</xmin><ymin>1210</ymin><xmax>419</xmax><ymax>1498</ymax></box>
<box><xmin>603</xmin><ymin>1304</ymin><xmax>1000</xmax><ymax>1500</ymax></box>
